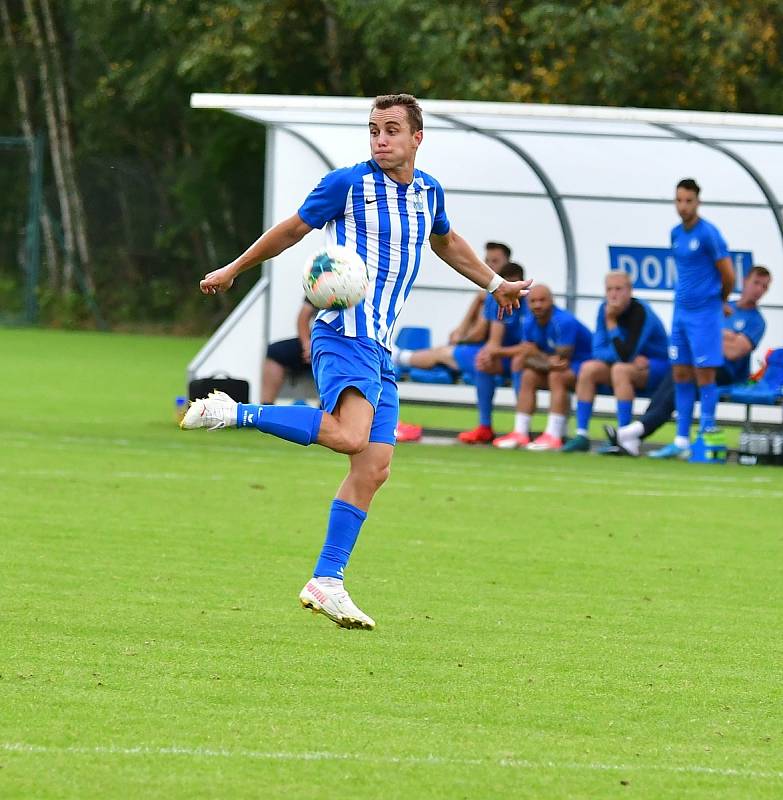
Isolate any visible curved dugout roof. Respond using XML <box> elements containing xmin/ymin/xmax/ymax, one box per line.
<box><xmin>192</xmin><ymin>93</ymin><xmax>783</xmax><ymax>308</ymax></box>
<box><xmin>189</xmin><ymin>94</ymin><xmax>783</xmax><ymax>400</ymax></box>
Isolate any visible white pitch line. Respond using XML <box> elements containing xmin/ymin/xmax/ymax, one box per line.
<box><xmin>1</xmin><ymin>742</ymin><xmax>780</xmax><ymax>781</ymax></box>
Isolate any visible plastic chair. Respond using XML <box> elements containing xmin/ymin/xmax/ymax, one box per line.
<box><xmin>409</xmin><ymin>366</ymin><xmax>456</xmax><ymax>384</ymax></box>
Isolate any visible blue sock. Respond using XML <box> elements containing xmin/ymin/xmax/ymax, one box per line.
<box><xmin>313</xmin><ymin>499</ymin><xmax>367</xmax><ymax>579</ymax></box>
<box><xmin>236</xmin><ymin>403</ymin><xmax>323</xmax><ymax>446</ymax></box>
<box><xmin>699</xmin><ymin>383</ymin><xmax>718</xmax><ymax>431</ymax></box>
<box><xmin>511</xmin><ymin>370</ymin><xmax>521</xmax><ymax>395</ymax></box>
<box><xmin>576</xmin><ymin>400</ymin><xmax>593</xmax><ymax>433</ymax></box>
<box><xmin>617</xmin><ymin>399</ymin><xmax>633</xmax><ymax>428</ymax></box>
<box><xmin>475</xmin><ymin>370</ymin><xmax>495</xmax><ymax>427</ymax></box>
<box><xmin>674</xmin><ymin>382</ymin><xmax>696</xmax><ymax>439</ymax></box>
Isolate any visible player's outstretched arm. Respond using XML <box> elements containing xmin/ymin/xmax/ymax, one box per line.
<box><xmin>200</xmin><ymin>213</ymin><xmax>313</xmax><ymax>295</ymax></box>
<box><xmin>430</xmin><ymin>230</ymin><xmax>531</xmax><ymax>316</ymax></box>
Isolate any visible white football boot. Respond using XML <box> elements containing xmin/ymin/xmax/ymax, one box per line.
<box><xmin>299</xmin><ymin>579</ymin><xmax>376</xmax><ymax>630</ymax></box>
<box><xmin>180</xmin><ymin>390</ymin><xmax>238</xmax><ymax>430</ymax></box>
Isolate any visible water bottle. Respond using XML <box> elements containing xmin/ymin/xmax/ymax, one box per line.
<box><xmin>174</xmin><ymin>395</ymin><xmax>188</xmax><ymax>423</ymax></box>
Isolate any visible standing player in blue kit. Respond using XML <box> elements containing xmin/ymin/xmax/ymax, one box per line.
<box><xmin>650</xmin><ymin>179</ymin><xmax>735</xmax><ymax>460</ymax></box>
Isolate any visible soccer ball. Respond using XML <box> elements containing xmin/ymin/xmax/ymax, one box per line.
<box><xmin>302</xmin><ymin>245</ymin><xmax>369</xmax><ymax>310</ymax></box>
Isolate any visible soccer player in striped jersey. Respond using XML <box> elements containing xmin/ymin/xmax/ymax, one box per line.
<box><xmin>182</xmin><ymin>94</ymin><xmax>530</xmax><ymax>630</ymax></box>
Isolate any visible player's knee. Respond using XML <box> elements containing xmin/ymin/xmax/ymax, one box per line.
<box><xmin>341</xmin><ymin>430</ymin><xmax>371</xmax><ymax>455</ymax></box>
<box><xmin>351</xmin><ymin>459</ymin><xmax>390</xmax><ymax>492</ymax></box>
<box><xmin>549</xmin><ymin>370</ymin><xmax>568</xmax><ymax>387</ymax></box>
<box><xmin>371</xmin><ymin>462</ymin><xmax>391</xmax><ymax>489</ymax></box>
<box><xmin>610</xmin><ymin>362</ymin><xmax>631</xmax><ymax>381</ymax></box>
<box><xmin>579</xmin><ymin>360</ymin><xmax>601</xmax><ymax>381</ymax></box>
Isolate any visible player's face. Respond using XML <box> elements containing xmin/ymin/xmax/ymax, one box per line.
<box><xmin>484</xmin><ymin>247</ymin><xmax>508</xmax><ymax>272</ymax></box>
<box><xmin>742</xmin><ymin>272</ymin><xmax>771</xmax><ymax>304</ymax></box>
<box><xmin>675</xmin><ymin>188</ymin><xmax>699</xmax><ymax>224</ymax></box>
<box><xmin>369</xmin><ymin>106</ymin><xmax>422</xmax><ymax>173</ymax></box>
<box><xmin>605</xmin><ymin>275</ymin><xmax>632</xmax><ymax>310</ymax></box>
<box><xmin>527</xmin><ymin>286</ymin><xmax>553</xmax><ymax>320</ymax></box>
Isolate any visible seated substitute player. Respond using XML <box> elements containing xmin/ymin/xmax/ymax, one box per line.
<box><xmin>393</xmin><ymin>241</ymin><xmax>512</xmax><ymax>376</ymax></box>
<box><xmin>493</xmin><ymin>284</ymin><xmax>592</xmax><ymax>451</ymax></box>
<box><xmin>445</xmin><ymin>240</ymin><xmax>512</xmax><ymax>344</ymax></box>
<box><xmin>394</xmin><ymin>259</ymin><xmax>522</xmax><ymax>374</ymax></box>
<box><xmin>561</xmin><ymin>270</ymin><xmax>669</xmax><ymax>452</ymax></box>
<box><xmin>648</xmin><ymin>178</ymin><xmax>735</xmax><ymax>459</ymax></box>
<box><xmin>458</xmin><ymin>261</ymin><xmax>527</xmax><ymax>443</ymax></box>
<box><xmin>181</xmin><ymin>93</ymin><xmax>530</xmax><ymax>630</ymax></box>
<box><xmin>604</xmin><ymin>265</ymin><xmax>771</xmax><ymax>456</ymax></box>
<box><xmin>261</xmin><ymin>299</ymin><xmax>317</xmax><ymax>404</ymax></box>
<box><xmin>393</xmin><ymin>241</ymin><xmax>512</xmax><ymax>442</ymax></box>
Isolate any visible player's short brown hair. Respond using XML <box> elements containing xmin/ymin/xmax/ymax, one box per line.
<box><xmin>748</xmin><ymin>265</ymin><xmax>771</xmax><ymax>280</ymax></box>
<box><xmin>500</xmin><ymin>261</ymin><xmax>525</xmax><ymax>282</ymax></box>
<box><xmin>485</xmin><ymin>241</ymin><xmax>512</xmax><ymax>260</ymax></box>
<box><xmin>677</xmin><ymin>178</ymin><xmax>701</xmax><ymax>195</ymax></box>
<box><xmin>372</xmin><ymin>94</ymin><xmax>423</xmax><ymax>133</ymax></box>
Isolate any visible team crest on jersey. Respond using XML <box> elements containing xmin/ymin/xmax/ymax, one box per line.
<box><xmin>734</xmin><ymin>319</ymin><xmax>746</xmax><ymax>330</ymax></box>
<box><xmin>412</xmin><ymin>191</ymin><xmax>425</xmax><ymax>212</ymax></box>
<box><xmin>689</xmin><ymin>238</ymin><xmax>700</xmax><ymax>250</ymax></box>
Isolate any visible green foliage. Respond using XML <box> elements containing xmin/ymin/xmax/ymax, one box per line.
<box><xmin>2</xmin><ymin>1</ymin><xmax>783</xmax><ymax>329</ymax></box>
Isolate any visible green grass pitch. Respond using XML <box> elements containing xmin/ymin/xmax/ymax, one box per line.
<box><xmin>2</xmin><ymin>327</ymin><xmax>782</xmax><ymax>799</ymax></box>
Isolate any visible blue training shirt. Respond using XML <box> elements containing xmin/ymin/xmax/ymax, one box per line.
<box><xmin>592</xmin><ymin>298</ymin><xmax>669</xmax><ymax>363</ymax></box>
<box><xmin>483</xmin><ymin>293</ymin><xmax>525</xmax><ymax>346</ymax></box>
<box><xmin>298</xmin><ymin>159</ymin><xmax>450</xmax><ymax>350</ymax></box>
<box><xmin>522</xmin><ymin>306</ymin><xmax>593</xmax><ymax>363</ymax></box>
<box><xmin>722</xmin><ymin>301</ymin><xmax>766</xmax><ymax>383</ymax></box>
<box><xmin>671</xmin><ymin>218</ymin><xmax>729</xmax><ymax>309</ymax></box>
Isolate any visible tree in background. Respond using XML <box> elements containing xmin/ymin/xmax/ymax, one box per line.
<box><xmin>1</xmin><ymin>0</ymin><xmax>781</xmax><ymax>330</ymax></box>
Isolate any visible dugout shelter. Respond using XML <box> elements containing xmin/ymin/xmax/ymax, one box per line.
<box><xmin>188</xmin><ymin>93</ymin><xmax>783</xmax><ymax>407</ymax></box>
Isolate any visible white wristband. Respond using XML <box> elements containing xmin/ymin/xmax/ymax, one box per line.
<box><xmin>486</xmin><ymin>273</ymin><xmax>503</xmax><ymax>293</ymax></box>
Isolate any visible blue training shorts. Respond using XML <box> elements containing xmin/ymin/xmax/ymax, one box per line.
<box><xmin>670</xmin><ymin>302</ymin><xmax>723</xmax><ymax>368</ymax></box>
<box><xmin>310</xmin><ymin>321</ymin><xmax>398</xmax><ymax>446</ymax></box>
<box><xmin>453</xmin><ymin>342</ymin><xmax>482</xmax><ymax>374</ymax></box>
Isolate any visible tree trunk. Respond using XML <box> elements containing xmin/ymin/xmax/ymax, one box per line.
<box><xmin>22</xmin><ymin>0</ymin><xmax>76</xmax><ymax>293</ymax></box>
<box><xmin>0</xmin><ymin>0</ymin><xmax>60</xmax><ymax>290</ymax></box>
<box><xmin>322</xmin><ymin>1</ymin><xmax>343</xmax><ymax>95</ymax></box>
<box><xmin>39</xmin><ymin>0</ymin><xmax>94</xmax><ymax>293</ymax></box>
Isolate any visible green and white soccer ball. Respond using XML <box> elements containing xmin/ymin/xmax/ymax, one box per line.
<box><xmin>302</xmin><ymin>245</ymin><xmax>369</xmax><ymax>310</ymax></box>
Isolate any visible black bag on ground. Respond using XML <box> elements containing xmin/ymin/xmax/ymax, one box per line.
<box><xmin>188</xmin><ymin>375</ymin><xmax>249</xmax><ymax>403</ymax></box>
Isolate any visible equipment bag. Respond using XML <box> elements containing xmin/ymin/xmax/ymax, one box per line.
<box><xmin>188</xmin><ymin>375</ymin><xmax>249</xmax><ymax>403</ymax></box>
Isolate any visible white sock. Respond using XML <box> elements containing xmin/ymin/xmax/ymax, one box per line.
<box><xmin>619</xmin><ymin>421</ymin><xmax>644</xmax><ymax>439</ymax></box>
<box><xmin>576</xmin><ymin>427</ymin><xmax>588</xmax><ymax>437</ymax></box>
<box><xmin>674</xmin><ymin>435</ymin><xmax>690</xmax><ymax>450</ymax></box>
<box><xmin>514</xmin><ymin>412</ymin><xmax>531</xmax><ymax>435</ymax></box>
<box><xmin>546</xmin><ymin>413</ymin><xmax>566</xmax><ymax>438</ymax></box>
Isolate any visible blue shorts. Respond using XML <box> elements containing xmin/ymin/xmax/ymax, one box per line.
<box><xmin>670</xmin><ymin>303</ymin><xmax>723</xmax><ymax>368</ymax></box>
<box><xmin>266</xmin><ymin>337</ymin><xmax>307</xmax><ymax>372</ymax></box>
<box><xmin>310</xmin><ymin>322</ymin><xmax>398</xmax><ymax>446</ymax></box>
<box><xmin>645</xmin><ymin>357</ymin><xmax>671</xmax><ymax>392</ymax></box>
<box><xmin>453</xmin><ymin>343</ymin><xmax>481</xmax><ymax>374</ymax></box>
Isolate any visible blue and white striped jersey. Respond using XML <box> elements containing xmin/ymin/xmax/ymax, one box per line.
<box><xmin>297</xmin><ymin>159</ymin><xmax>450</xmax><ymax>350</ymax></box>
